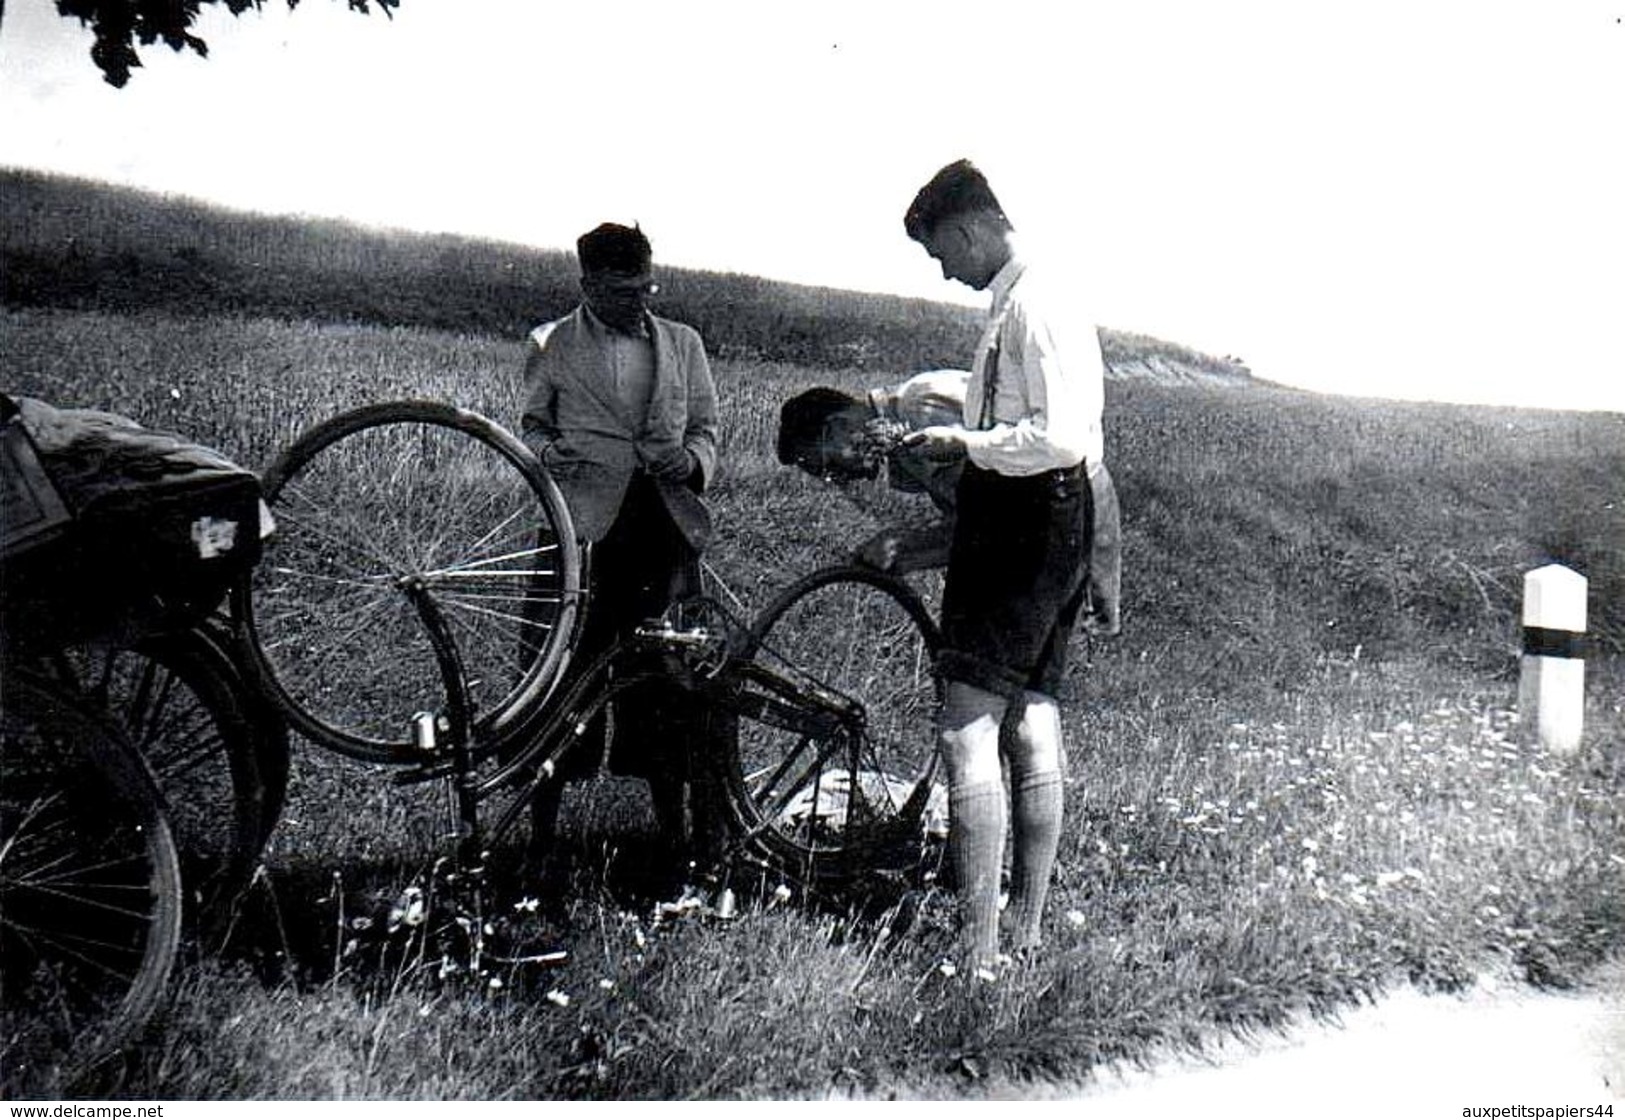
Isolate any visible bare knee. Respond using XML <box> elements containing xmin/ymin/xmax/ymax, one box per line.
<box><xmin>1006</xmin><ymin>691</ymin><xmax>1063</xmax><ymax>777</ymax></box>
<box><xmin>938</xmin><ymin>679</ymin><xmax>1007</xmax><ymax>788</ymax></box>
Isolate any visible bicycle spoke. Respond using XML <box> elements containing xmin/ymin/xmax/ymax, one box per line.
<box><xmin>276</xmin><ymin>483</ymin><xmax>410</xmax><ymax>578</ymax></box>
<box><xmin>241</xmin><ymin>405</ymin><xmax>580</xmax><ymax>759</ymax></box>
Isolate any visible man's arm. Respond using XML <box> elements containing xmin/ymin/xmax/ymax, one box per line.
<box><xmin>956</xmin><ymin>296</ymin><xmax>1102</xmax><ymax>474</ymax></box>
<box><xmin>853</xmin><ymin>519</ymin><xmax>953</xmax><ymax>574</ymax></box>
<box><xmin>681</xmin><ymin>332</ymin><xmax>720</xmax><ymax>490</ymax></box>
<box><xmin>520</xmin><ymin>341</ymin><xmax>563</xmax><ymax>465</ymax></box>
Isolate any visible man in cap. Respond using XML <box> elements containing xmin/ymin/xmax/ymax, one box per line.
<box><xmin>895</xmin><ymin>160</ymin><xmax>1106</xmax><ymax>972</ymax></box>
<box><xmin>520</xmin><ymin>222</ymin><xmax>723</xmax><ymax>891</ymax></box>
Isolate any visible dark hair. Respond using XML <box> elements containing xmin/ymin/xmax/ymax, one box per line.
<box><xmin>903</xmin><ymin>159</ymin><xmax>1008</xmax><ymax>243</ymax></box>
<box><xmin>777</xmin><ymin>387</ymin><xmax>865</xmax><ymax>467</ymax></box>
<box><xmin>577</xmin><ymin>222</ymin><xmax>652</xmax><ymax>275</ymax></box>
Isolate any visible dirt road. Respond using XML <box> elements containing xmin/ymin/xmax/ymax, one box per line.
<box><xmin>1073</xmin><ymin>965</ymin><xmax>1623</xmax><ymax>1117</ymax></box>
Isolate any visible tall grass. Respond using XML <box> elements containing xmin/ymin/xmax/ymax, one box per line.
<box><xmin>3</xmin><ymin>304</ymin><xmax>1621</xmax><ymax>1099</ymax></box>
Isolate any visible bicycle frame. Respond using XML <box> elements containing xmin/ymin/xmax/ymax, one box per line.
<box><xmin>387</xmin><ymin>586</ymin><xmax>873</xmax><ymax>873</ymax></box>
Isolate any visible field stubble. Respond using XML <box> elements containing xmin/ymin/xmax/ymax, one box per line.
<box><xmin>2</xmin><ymin>306</ymin><xmax>1622</xmax><ymax>1099</ymax></box>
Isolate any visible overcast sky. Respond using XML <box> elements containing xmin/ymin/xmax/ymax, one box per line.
<box><xmin>3</xmin><ymin>0</ymin><xmax>1622</xmax><ymax>411</ymax></box>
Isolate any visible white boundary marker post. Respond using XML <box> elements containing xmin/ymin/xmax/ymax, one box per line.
<box><xmin>1518</xmin><ymin>564</ymin><xmax>1587</xmax><ymax>754</ymax></box>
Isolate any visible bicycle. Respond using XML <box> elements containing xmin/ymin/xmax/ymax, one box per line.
<box><xmin>1</xmin><ymin>394</ymin><xmax>284</xmax><ymax>1088</ymax></box>
<box><xmin>231</xmin><ymin>400</ymin><xmax>945</xmax><ymax>895</ymax></box>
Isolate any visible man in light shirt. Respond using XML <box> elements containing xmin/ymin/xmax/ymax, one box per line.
<box><xmin>519</xmin><ymin>222</ymin><xmax>723</xmax><ymax>891</ymax></box>
<box><xmin>898</xmin><ymin>159</ymin><xmax>1104</xmax><ymax>972</ymax></box>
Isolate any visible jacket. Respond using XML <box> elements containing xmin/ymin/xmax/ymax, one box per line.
<box><xmin>521</xmin><ymin>307</ymin><xmax>719</xmax><ymax>549</ymax></box>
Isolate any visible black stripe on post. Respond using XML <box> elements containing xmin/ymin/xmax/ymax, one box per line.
<box><xmin>1522</xmin><ymin>626</ymin><xmax>1588</xmax><ymax>659</ymax></box>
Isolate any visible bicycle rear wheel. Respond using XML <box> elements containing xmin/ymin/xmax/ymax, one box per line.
<box><xmin>723</xmin><ymin>566</ymin><xmax>943</xmax><ymax>883</ymax></box>
<box><xmin>51</xmin><ymin>628</ymin><xmax>285</xmax><ymax>935</ymax></box>
<box><xmin>0</xmin><ymin>671</ymin><xmax>184</xmax><ymax>1088</ymax></box>
<box><xmin>235</xmin><ymin>401</ymin><xmax>582</xmax><ymax>763</ymax></box>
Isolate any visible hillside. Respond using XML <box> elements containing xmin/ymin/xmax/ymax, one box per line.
<box><xmin>0</xmin><ymin>168</ymin><xmax>1253</xmax><ymax>388</ymax></box>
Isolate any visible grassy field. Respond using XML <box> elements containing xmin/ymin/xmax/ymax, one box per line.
<box><xmin>3</xmin><ymin>305</ymin><xmax>1621</xmax><ymax>1100</ymax></box>
<box><xmin>2</xmin><ymin>175</ymin><xmax>1623</xmax><ymax>1099</ymax></box>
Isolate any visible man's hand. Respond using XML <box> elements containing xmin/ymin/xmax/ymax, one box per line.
<box><xmin>901</xmin><ymin>426</ymin><xmax>966</xmax><ymax>461</ymax></box>
<box><xmin>853</xmin><ymin>528</ymin><xmax>905</xmax><ymax>573</ymax></box>
<box><xmin>853</xmin><ymin>523</ymin><xmax>953</xmax><ymax>575</ymax></box>
<box><xmin>646</xmin><ymin>446</ymin><xmax>697</xmax><ymax>482</ymax></box>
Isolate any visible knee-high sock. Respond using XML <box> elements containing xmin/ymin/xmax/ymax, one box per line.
<box><xmin>948</xmin><ymin>779</ymin><xmax>1006</xmax><ymax>967</ymax></box>
<box><xmin>1006</xmin><ymin>768</ymin><xmax>1063</xmax><ymax>949</ymax></box>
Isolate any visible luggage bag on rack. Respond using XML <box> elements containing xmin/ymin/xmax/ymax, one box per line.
<box><xmin>1</xmin><ymin>394</ymin><xmax>269</xmax><ymax>649</ymax></box>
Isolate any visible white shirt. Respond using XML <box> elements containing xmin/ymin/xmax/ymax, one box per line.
<box><xmin>959</xmin><ymin>253</ymin><xmax>1105</xmax><ymax>475</ymax></box>
<box><xmin>580</xmin><ymin>307</ymin><xmax>657</xmax><ymax>427</ymax></box>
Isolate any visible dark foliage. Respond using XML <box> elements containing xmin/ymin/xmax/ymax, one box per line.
<box><xmin>53</xmin><ymin>0</ymin><xmax>398</xmax><ymax>88</ymax></box>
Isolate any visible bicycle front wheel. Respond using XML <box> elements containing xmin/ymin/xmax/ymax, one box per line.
<box><xmin>0</xmin><ymin>671</ymin><xmax>184</xmax><ymax>1088</ymax></box>
<box><xmin>724</xmin><ymin>566</ymin><xmax>943</xmax><ymax>883</ymax></box>
<box><xmin>235</xmin><ymin>401</ymin><xmax>582</xmax><ymax>763</ymax></box>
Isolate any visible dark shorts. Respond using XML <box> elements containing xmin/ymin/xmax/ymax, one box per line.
<box><xmin>938</xmin><ymin>460</ymin><xmax>1094</xmax><ymax>699</ymax></box>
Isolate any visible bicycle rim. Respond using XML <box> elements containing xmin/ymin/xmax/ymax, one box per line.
<box><xmin>728</xmin><ymin>567</ymin><xmax>942</xmax><ymax>881</ymax></box>
<box><xmin>50</xmin><ymin>633</ymin><xmax>269</xmax><ymax>935</ymax></box>
<box><xmin>0</xmin><ymin>672</ymin><xmax>183</xmax><ymax>1089</ymax></box>
<box><xmin>236</xmin><ymin>401</ymin><xmax>581</xmax><ymax>762</ymax></box>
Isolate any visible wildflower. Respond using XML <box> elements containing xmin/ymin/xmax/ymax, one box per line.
<box><xmin>936</xmin><ymin>959</ymin><xmax>958</xmax><ymax>979</ymax></box>
<box><xmin>974</xmin><ymin>966</ymin><xmax>998</xmax><ymax>984</ymax></box>
<box><xmin>598</xmin><ymin>979</ymin><xmax>615</xmax><ymax>991</ymax></box>
<box><xmin>169</xmin><ymin>387</ymin><xmax>182</xmax><ymax>399</ymax></box>
<box><xmin>389</xmin><ymin>886</ymin><xmax>426</xmax><ymax>930</ymax></box>
<box><xmin>488</xmin><ymin>977</ymin><xmax>504</xmax><ymax>992</ymax></box>
<box><xmin>1065</xmin><ymin>910</ymin><xmax>1087</xmax><ymax>928</ymax></box>
<box><xmin>513</xmin><ymin>897</ymin><xmax>540</xmax><ymax>914</ymax></box>
<box><xmin>771</xmin><ymin>883</ymin><xmax>793</xmax><ymax>904</ymax></box>
<box><xmin>545</xmin><ymin>989</ymin><xmax>571</xmax><ymax>1008</ymax></box>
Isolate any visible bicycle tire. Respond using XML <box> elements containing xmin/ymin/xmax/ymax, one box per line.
<box><xmin>50</xmin><ymin>628</ymin><xmax>282</xmax><ymax>934</ymax></box>
<box><xmin>188</xmin><ymin>616</ymin><xmax>292</xmax><ymax>867</ymax></box>
<box><xmin>233</xmin><ymin>401</ymin><xmax>582</xmax><ymax>763</ymax></box>
<box><xmin>722</xmin><ymin>565</ymin><xmax>943</xmax><ymax>883</ymax></box>
<box><xmin>0</xmin><ymin>670</ymin><xmax>184</xmax><ymax>1088</ymax></box>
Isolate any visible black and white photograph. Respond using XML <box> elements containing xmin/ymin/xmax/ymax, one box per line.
<box><xmin>1</xmin><ymin>0</ymin><xmax>1621</xmax><ymax>1109</ymax></box>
